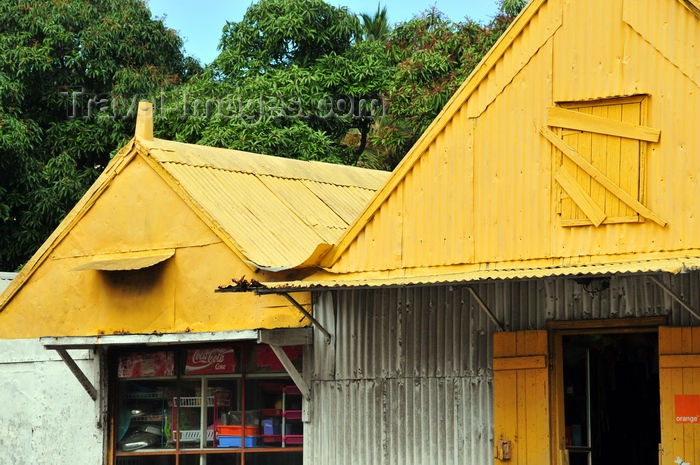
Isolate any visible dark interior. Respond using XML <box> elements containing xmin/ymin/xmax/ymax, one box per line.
<box><xmin>563</xmin><ymin>332</ymin><xmax>660</xmax><ymax>465</ymax></box>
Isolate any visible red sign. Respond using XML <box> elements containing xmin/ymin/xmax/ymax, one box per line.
<box><xmin>185</xmin><ymin>346</ymin><xmax>237</xmax><ymax>375</ymax></box>
<box><xmin>118</xmin><ymin>351</ymin><xmax>174</xmax><ymax>378</ymax></box>
<box><xmin>674</xmin><ymin>394</ymin><xmax>700</xmax><ymax>423</ymax></box>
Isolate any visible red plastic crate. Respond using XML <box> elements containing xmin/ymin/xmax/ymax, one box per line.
<box><xmin>217</xmin><ymin>425</ymin><xmax>258</xmax><ymax>436</ymax></box>
<box><xmin>283</xmin><ymin>410</ymin><xmax>302</xmax><ymax>420</ymax></box>
<box><xmin>259</xmin><ymin>408</ymin><xmax>282</xmax><ymax>417</ymax></box>
<box><xmin>261</xmin><ymin>434</ymin><xmax>282</xmax><ymax>443</ymax></box>
<box><xmin>283</xmin><ymin>434</ymin><xmax>303</xmax><ymax>445</ymax></box>
<box><xmin>283</xmin><ymin>385</ymin><xmax>301</xmax><ymax>396</ymax></box>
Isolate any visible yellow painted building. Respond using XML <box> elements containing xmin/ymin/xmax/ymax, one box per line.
<box><xmin>0</xmin><ymin>103</ymin><xmax>388</xmax><ymax>338</ymax></box>
<box><xmin>255</xmin><ymin>1</ymin><xmax>700</xmax><ymax>465</ymax></box>
<box><xmin>299</xmin><ymin>0</ymin><xmax>700</xmax><ymax>284</ymax></box>
<box><xmin>2</xmin><ymin>1</ymin><xmax>700</xmax><ymax>464</ymax></box>
<box><xmin>0</xmin><ymin>103</ymin><xmax>389</xmax><ymax>465</ymax></box>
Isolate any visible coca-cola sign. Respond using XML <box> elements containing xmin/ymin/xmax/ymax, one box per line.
<box><xmin>185</xmin><ymin>346</ymin><xmax>237</xmax><ymax>375</ymax></box>
<box><xmin>118</xmin><ymin>351</ymin><xmax>174</xmax><ymax>378</ymax></box>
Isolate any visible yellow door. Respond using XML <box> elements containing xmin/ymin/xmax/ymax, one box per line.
<box><xmin>493</xmin><ymin>330</ymin><xmax>551</xmax><ymax>465</ymax></box>
<box><xmin>659</xmin><ymin>326</ymin><xmax>700</xmax><ymax>465</ymax></box>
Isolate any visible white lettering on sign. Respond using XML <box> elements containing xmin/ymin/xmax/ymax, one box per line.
<box><xmin>675</xmin><ymin>416</ymin><xmax>699</xmax><ymax>424</ymax></box>
<box><xmin>187</xmin><ymin>348</ymin><xmax>231</xmax><ymax>372</ymax></box>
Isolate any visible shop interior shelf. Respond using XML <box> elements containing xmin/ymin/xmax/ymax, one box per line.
<box><xmin>131</xmin><ymin>414</ymin><xmax>164</xmax><ymax>422</ymax></box>
<box><xmin>125</xmin><ymin>391</ymin><xmax>165</xmax><ymax>400</ymax></box>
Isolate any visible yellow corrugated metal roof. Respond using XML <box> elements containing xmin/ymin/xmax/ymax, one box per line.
<box><xmin>143</xmin><ymin>139</ymin><xmax>389</xmax><ymax>269</ymax></box>
<box><xmin>0</xmin><ymin>136</ymin><xmax>389</xmax><ymax>312</ymax></box>
<box><xmin>259</xmin><ymin>256</ymin><xmax>700</xmax><ymax>291</ymax></box>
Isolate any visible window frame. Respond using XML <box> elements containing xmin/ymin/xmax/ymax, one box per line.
<box><xmin>110</xmin><ymin>342</ymin><xmax>304</xmax><ymax>465</ymax></box>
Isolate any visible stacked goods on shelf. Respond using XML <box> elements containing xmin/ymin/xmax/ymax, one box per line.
<box><xmin>282</xmin><ymin>386</ymin><xmax>303</xmax><ymax>446</ymax></box>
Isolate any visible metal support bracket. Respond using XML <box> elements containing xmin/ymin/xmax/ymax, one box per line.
<box><xmin>266</xmin><ymin>344</ymin><xmax>311</xmax><ymax>402</ymax></box>
<box><xmin>466</xmin><ymin>287</ymin><xmax>505</xmax><ymax>331</ymax></box>
<box><xmin>648</xmin><ymin>275</ymin><xmax>700</xmax><ymax>321</ymax></box>
<box><xmin>280</xmin><ymin>292</ymin><xmax>332</xmax><ymax>344</ymax></box>
<box><xmin>53</xmin><ymin>347</ymin><xmax>97</xmax><ymax>401</ymax></box>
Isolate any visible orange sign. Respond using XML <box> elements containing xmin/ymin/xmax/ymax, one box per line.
<box><xmin>675</xmin><ymin>395</ymin><xmax>700</xmax><ymax>423</ymax></box>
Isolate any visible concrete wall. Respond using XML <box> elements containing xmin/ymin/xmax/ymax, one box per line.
<box><xmin>0</xmin><ymin>339</ymin><xmax>105</xmax><ymax>465</ymax></box>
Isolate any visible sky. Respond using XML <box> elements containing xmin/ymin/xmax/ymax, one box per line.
<box><xmin>146</xmin><ymin>0</ymin><xmax>505</xmax><ymax>65</ymax></box>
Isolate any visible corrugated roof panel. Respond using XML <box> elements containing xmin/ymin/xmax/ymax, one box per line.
<box><xmin>145</xmin><ymin>139</ymin><xmax>389</xmax><ymax>269</ymax></box>
<box><xmin>256</xmin><ymin>176</ymin><xmax>348</xmax><ymax>243</ymax></box>
<box><xmin>301</xmin><ymin>180</ymin><xmax>378</xmax><ymax>226</ymax></box>
<box><xmin>149</xmin><ymin>140</ymin><xmax>388</xmax><ymax>189</ymax></box>
<box><xmin>163</xmin><ymin>163</ymin><xmax>323</xmax><ymax>267</ymax></box>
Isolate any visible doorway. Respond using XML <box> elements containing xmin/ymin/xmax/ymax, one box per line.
<box><xmin>560</xmin><ymin>331</ymin><xmax>660</xmax><ymax>465</ymax></box>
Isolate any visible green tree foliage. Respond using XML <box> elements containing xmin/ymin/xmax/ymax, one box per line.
<box><xmin>500</xmin><ymin>0</ymin><xmax>527</xmax><ymax>17</ymax></box>
<box><xmin>0</xmin><ymin>0</ymin><xmax>198</xmax><ymax>270</ymax></box>
<box><xmin>214</xmin><ymin>0</ymin><xmax>361</xmax><ymax>80</ymax></box>
<box><xmin>159</xmin><ymin>0</ymin><xmax>393</xmax><ymax>166</ymax></box>
<box><xmin>1</xmin><ymin>0</ymin><xmax>522</xmax><ymax>270</ymax></box>
<box><xmin>370</xmin><ymin>8</ymin><xmax>517</xmax><ymax>167</ymax></box>
<box><xmin>360</xmin><ymin>4</ymin><xmax>391</xmax><ymax>41</ymax></box>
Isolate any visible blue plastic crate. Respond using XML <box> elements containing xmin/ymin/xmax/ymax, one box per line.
<box><xmin>262</xmin><ymin>418</ymin><xmax>281</xmax><ymax>435</ymax></box>
<box><xmin>217</xmin><ymin>435</ymin><xmax>258</xmax><ymax>448</ymax></box>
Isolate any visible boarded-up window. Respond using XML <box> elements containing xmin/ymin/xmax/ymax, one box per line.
<box><xmin>546</xmin><ymin>95</ymin><xmax>661</xmax><ymax>227</ymax></box>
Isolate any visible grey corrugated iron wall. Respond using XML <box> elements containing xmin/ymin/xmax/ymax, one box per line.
<box><xmin>306</xmin><ymin>272</ymin><xmax>699</xmax><ymax>464</ymax></box>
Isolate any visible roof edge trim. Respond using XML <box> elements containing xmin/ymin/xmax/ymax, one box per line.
<box><xmin>40</xmin><ymin>328</ymin><xmax>313</xmax><ymax>348</ymax></box>
<box><xmin>256</xmin><ymin>256</ymin><xmax>700</xmax><ymax>293</ymax></box>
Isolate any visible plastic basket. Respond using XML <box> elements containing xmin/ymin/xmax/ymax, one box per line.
<box><xmin>283</xmin><ymin>434</ymin><xmax>303</xmax><ymax>445</ymax></box>
<box><xmin>173</xmin><ymin>429</ymin><xmax>214</xmax><ymax>442</ymax></box>
<box><xmin>217</xmin><ymin>425</ymin><xmax>258</xmax><ymax>436</ymax></box>
<box><xmin>175</xmin><ymin>396</ymin><xmax>214</xmax><ymax>407</ymax></box>
<box><xmin>218</xmin><ymin>435</ymin><xmax>258</xmax><ymax>448</ymax></box>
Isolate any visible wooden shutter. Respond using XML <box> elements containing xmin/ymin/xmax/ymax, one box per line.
<box><xmin>541</xmin><ymin>95</ymin><xmax>666</xmax><ymax>227</ymax></box>
<box><xmin>659</xmin><ymin>326</ymin><xmax>700</xmax><ymax>465</ymax></box>
<box><xmin>493</xmin><ymin>330</ymin><xmax>551</xmax><ymax>465</ymax></box>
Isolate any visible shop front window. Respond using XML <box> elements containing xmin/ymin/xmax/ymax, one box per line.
<box><xmin>113</xmin><ymin>343</ymin><xmax>303</xmax><ymax>465</ymax></box>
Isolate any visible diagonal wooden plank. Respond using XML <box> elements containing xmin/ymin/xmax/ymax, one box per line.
<box><xmin>540</xmin><ymin>126</ymin><xmax>668</xmax><ymax>226</ymax></box>
<box><xmin>554</xmin><ymin>169</ymin><xmax>607</xmax><ymax>226</ymax></box>
<box><xmin>678</xmin><ymin>0</ymin><xmax>700</xmax><ymax>18</ymax></box>
<box><xmin>547</xmin><ymin>107</ymin><xmax>661</xmax><ymax>142</ymax></box>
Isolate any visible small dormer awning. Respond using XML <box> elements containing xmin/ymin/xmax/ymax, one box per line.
<box><xmin>72</xmin><ymin>249</ymin><xmax>175</xmax><ymax>271</ymax></box>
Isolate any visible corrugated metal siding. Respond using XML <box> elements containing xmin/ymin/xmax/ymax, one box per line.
<box><xmin>473</xmin><ymin>40</ymin><xmax>555</xmax><ymax>263</ymax></box>
<box><xmin>332</xmin><ymin>99</ymin><xmax>473</xmax><ymax>273</ymax></box>
<box><xmin>308</xmin><ymin>271</ymin><xmax>700</xmax><ymax>463</ymax></box>
<box><xmin>625</xmin><ymin>0</ymin><xmax>700</xmax><ymax>89</ymax></box>
<box><xmin>467</xmin><ymin>0</ymin><xmax>562</xmax><ymax>118</ymax></box>
<box><xmin>327</xmin><ymin>0</ymin><xmax>700</xmax><ymax>279</ymax></box>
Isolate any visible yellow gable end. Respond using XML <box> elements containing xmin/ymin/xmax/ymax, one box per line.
<box><xmin>0</xmin><ymin>152</ymin><xmax>309</xmax><ymax>339</ymax></box>
<box><xmin>326</xmin><ymin>0</ymin><xmax>700</xmax><ymax>279</ymax></box>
